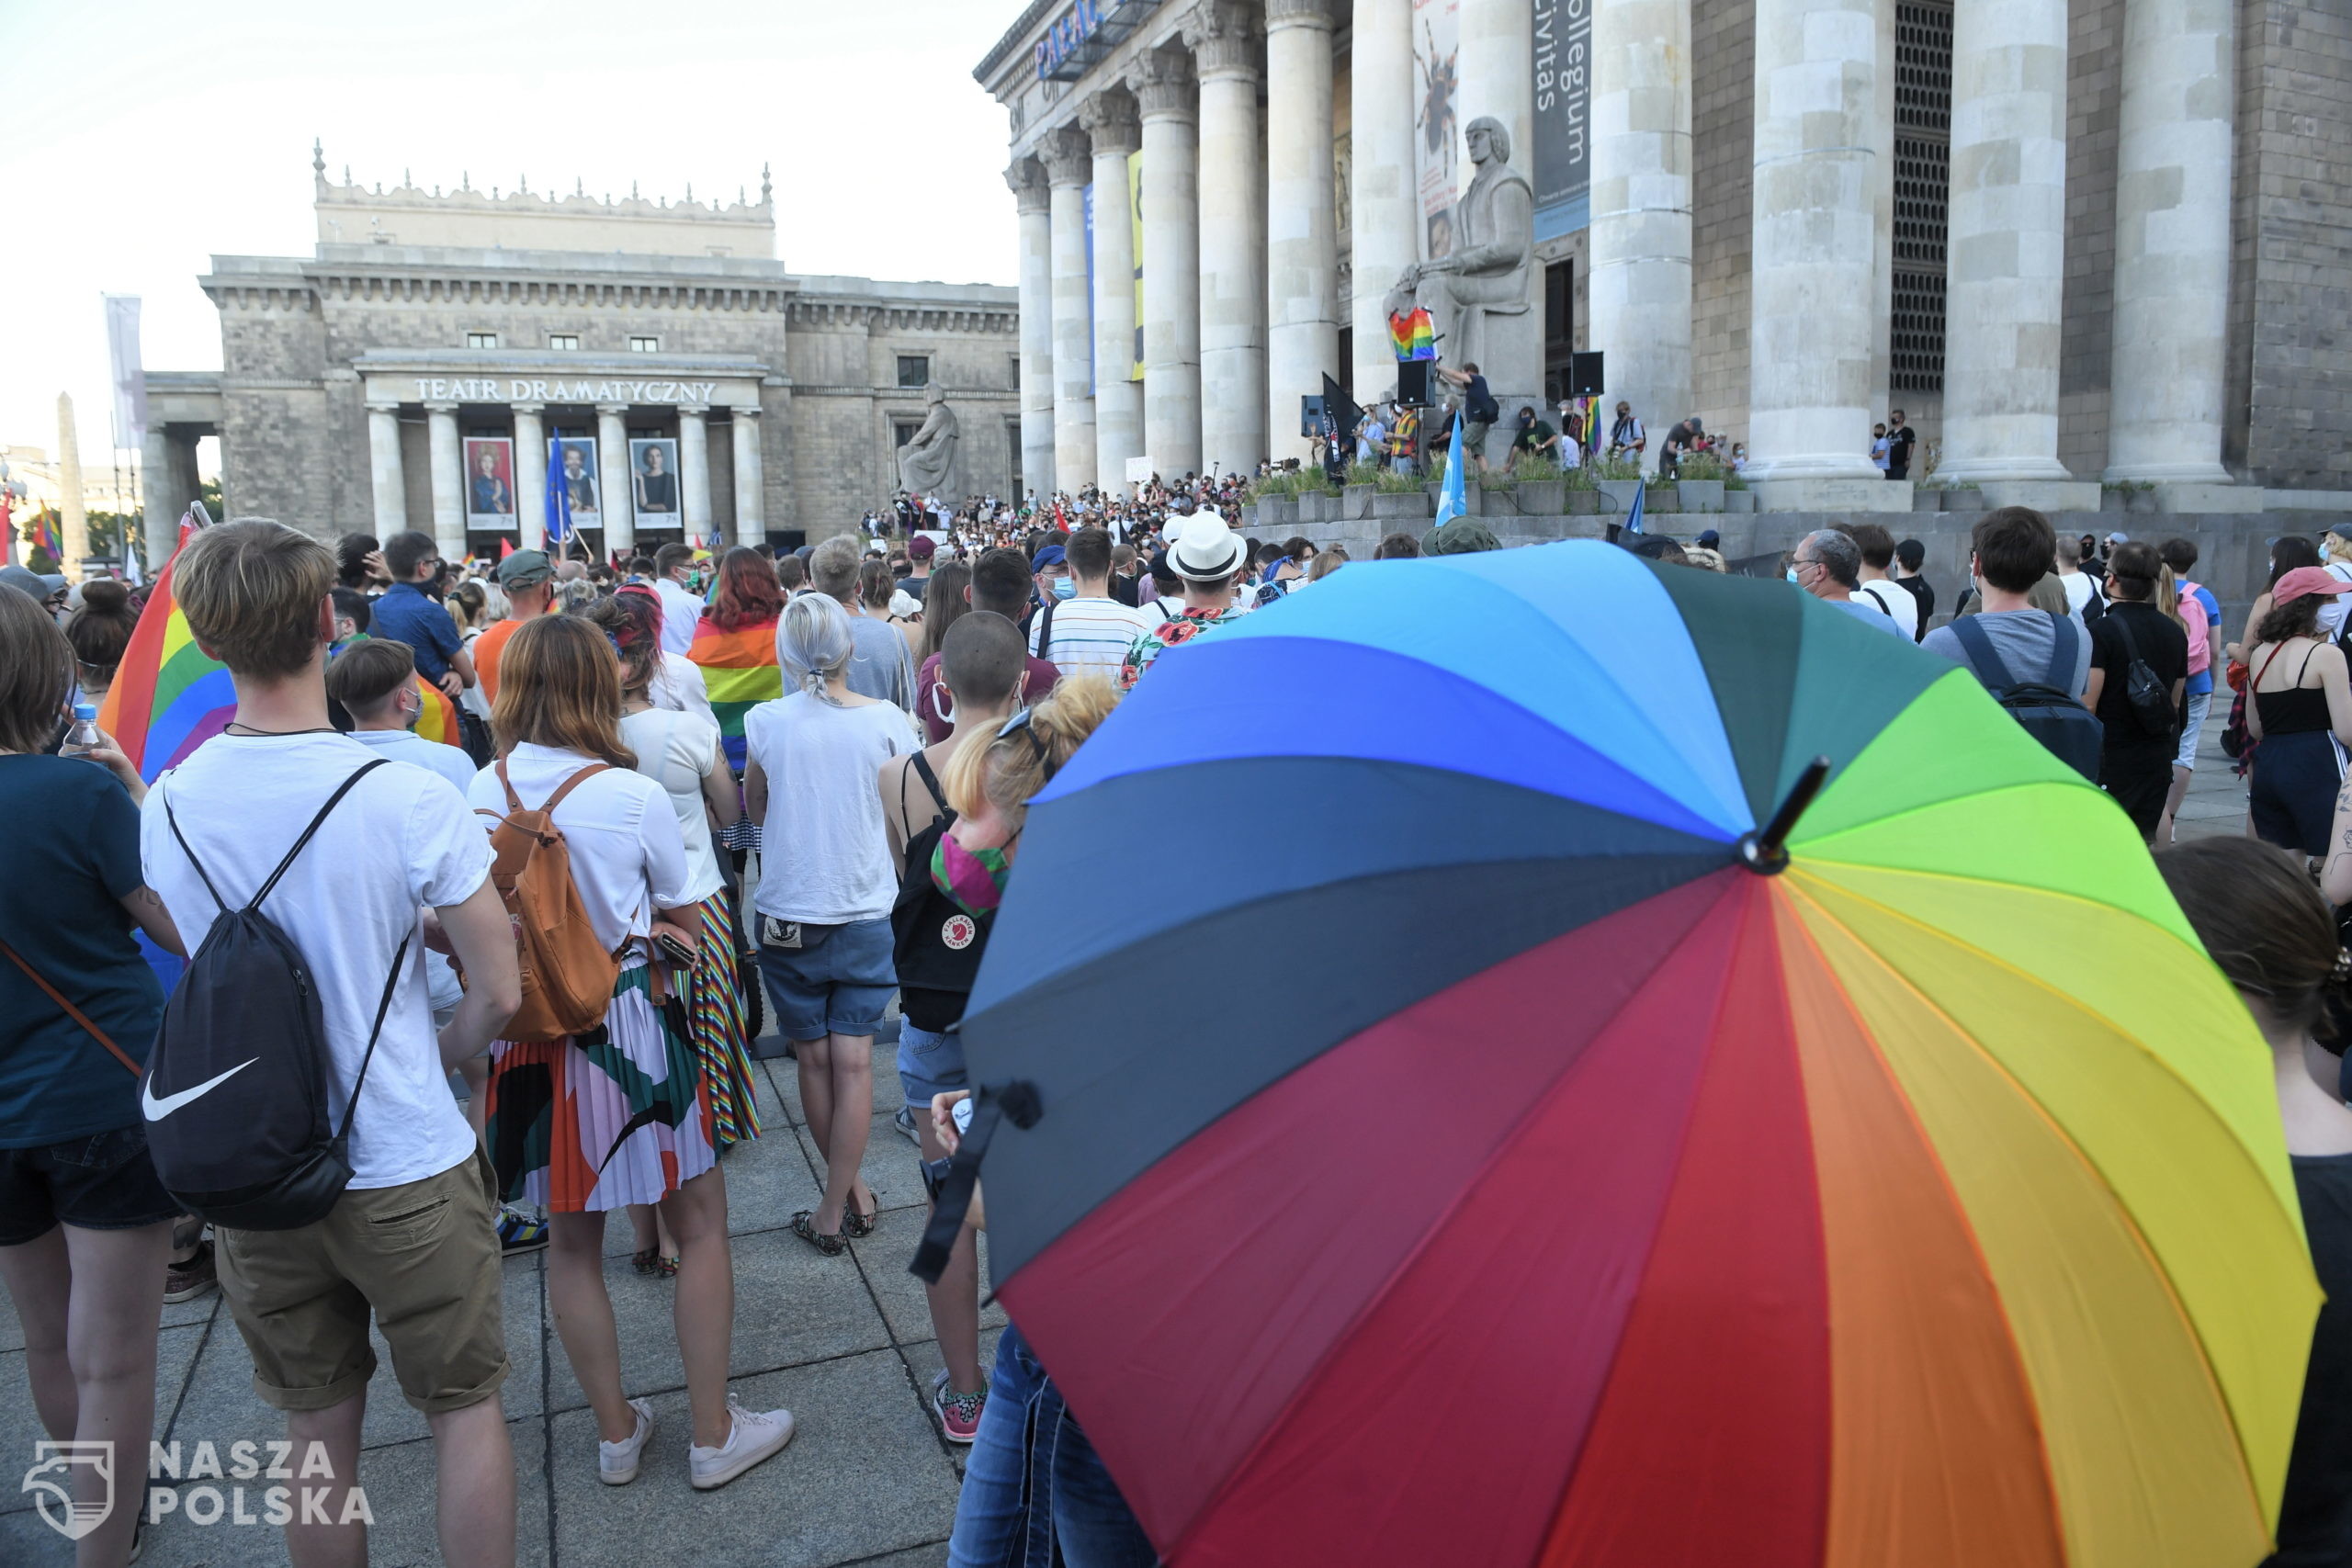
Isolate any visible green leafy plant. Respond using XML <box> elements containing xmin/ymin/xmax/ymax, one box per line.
<box><xmin>1589</xmin><ymin>454</ymin><xmax>1644</xmax><ymax>482</ymax></box>
<box><xmin>1674</xmin><ymin>451</ymin><xmax>1732</xmax><ymax>482</ymax></box>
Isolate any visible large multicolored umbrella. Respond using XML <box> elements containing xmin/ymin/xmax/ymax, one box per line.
<box><xmin>950</xmin><ymin>541</ymin><xmax>2320</xmax><ymax>1568</ymax></box>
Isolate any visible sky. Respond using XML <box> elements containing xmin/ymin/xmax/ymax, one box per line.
<box><xmin>0</xmin><ymin>0</ymin><xmax>1022</xmax><ymax>459</ymax></box>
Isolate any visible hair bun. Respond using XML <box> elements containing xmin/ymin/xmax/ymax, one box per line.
<box><xmin>76</xmin><ymin>579</ymin><xmax>131</xmax><ymax>615</ymax></box>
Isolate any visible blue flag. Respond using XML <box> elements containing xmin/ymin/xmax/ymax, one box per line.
<box><xmin>1623</xmin><ymin>478</ymin><xmax>1645</xmax><ymax>536</ymax></box>
<box><xmin>1431</xmin><ymin>415</ymin><xmax>1467</xmax><ymax>527</ymax></box>
<box><xmin>545</xmin><ymin>438</ymin><xmax>573</xmax><ymax>546</ymax></box>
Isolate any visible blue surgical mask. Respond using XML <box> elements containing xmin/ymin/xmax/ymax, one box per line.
<box><xmin>1051</xmin><ymin>577</ymin><xmax>1077</xmax><ymax>601</ymax></box>
<box><xmin>1786</xmin><ymin>567</ymin><xmax>1802</xmax><ymax>584</ymax></box>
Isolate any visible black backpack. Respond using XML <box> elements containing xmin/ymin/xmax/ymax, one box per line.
<box><xmin>2109</xmin><ymin>613</ymin><xmax>2179</xmax><ymax>740</ymax></box>
<box><xmin>890</xmin><ymin>753</ymin><xmax>993</xmax><ymax>1033</ymax></box>
<box><xmin>145</xmin><ymin>761</ymin><xmax>413</xmax><ymax>1230</ymax></box>
<box><xmin>1948</xmin><ymin>613</ymin><xmax>2106</xmax><ymax>780</ymax></box>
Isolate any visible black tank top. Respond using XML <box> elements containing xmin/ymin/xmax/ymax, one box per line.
<box><xmin>2256</xmin><ymin>646</ymin><xmax>2334</xmax><ymax>736</ymax></box>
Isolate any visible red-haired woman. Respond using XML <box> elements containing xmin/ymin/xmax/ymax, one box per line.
<box><xmin>685</xmin><ymin>547</ymin><xmax>787</xmax><ymax>773</ymax></box>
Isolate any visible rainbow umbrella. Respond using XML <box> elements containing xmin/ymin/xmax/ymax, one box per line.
<box><xmin>950</xmin><ymin>540</ymin><xmax>2320</xmax><ymax>1568</ymax></box>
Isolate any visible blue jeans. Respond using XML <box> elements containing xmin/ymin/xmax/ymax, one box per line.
<box><xmin>947</xmin><ymin>1323</ymin><xmax>1158</xmax><ymax>1568</ymax></box>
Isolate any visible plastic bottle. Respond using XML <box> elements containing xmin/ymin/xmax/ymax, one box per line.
<box><xmin>62</xmin><ymin>703</ymin><xmax>102</xmax><ymax>758</ymax></box>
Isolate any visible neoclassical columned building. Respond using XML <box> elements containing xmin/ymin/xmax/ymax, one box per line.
<box><xmin>978</xmin><ymin>0</ymin><xmax>2352</xmax><ymax>509</ymax></box>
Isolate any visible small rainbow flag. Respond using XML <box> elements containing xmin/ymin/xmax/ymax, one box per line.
<box><xmin>685</xmin><ymin>615</ymin><xmax>781</xmax><ymax>771</ymax></box>
<box><xmin>96</xmin><ymin>554</ymin><xmax>236</xmax><ymax>782</ymax></box>
<box><xmin>413</xmin><ymin>678</ymin><xmax>464</xmax><ymax>749</ymax></box>
<box><xmin>1388</xmin><ymin>307</ymin><xmax>1436</xmax><ymax>361</ymax></box>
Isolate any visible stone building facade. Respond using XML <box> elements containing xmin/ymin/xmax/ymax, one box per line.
<box><xmin>981</xmin><ymin>0</ymin><xmax>2350</xmax><ymax>512</ymax></box>
<box><xmin>141</xmin><ymin>152</ymin><xmax>1021</xmax><ymax>562</ymax></box>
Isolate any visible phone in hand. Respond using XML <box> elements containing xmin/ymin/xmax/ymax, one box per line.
<box><xmin>654</xmin><ymin>931</ymin><xmax>695</xmax><ymax>966</ymax></box>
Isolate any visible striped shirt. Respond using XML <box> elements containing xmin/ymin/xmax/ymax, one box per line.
<box><xmin>1029</xmin><ymin>595</ymin><xmax>1158</xmax><ymax>682</ymax></box>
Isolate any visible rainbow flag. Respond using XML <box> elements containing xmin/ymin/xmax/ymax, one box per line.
<box><xmin>1388</xmin><ymin>307</ymin><xmax>1436</xmax><ymax>361</ymax></box>
<box><xmin>685</xmin><ymin>616</ymin><xmax>780</xmax><ymax>771</ymax></box>
<box><xmin>96</xmin><ymin>555</ymin><xmax>236</xmax><ymax>782</ymax></box>
<box><xmin>414</xmin><ymin>679</ymin><xmax>464</xmax><ymax>749</ymax></box>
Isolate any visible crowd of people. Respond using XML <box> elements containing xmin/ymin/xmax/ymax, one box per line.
<box><xmin>3</xmin><ymin>490</ymin><xmax>2350</xmax><ymax>1566</ymax></box>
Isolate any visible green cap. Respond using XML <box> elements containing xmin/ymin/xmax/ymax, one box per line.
<box><xmin>1422</xmin><ymin>520</ymin><xmax>1500</xmax><ymax>556</ymax></box>
<box><xmin>497</xmin><ymin>549</ymin><xmax>554</xmax><ymax>587</ymax></box>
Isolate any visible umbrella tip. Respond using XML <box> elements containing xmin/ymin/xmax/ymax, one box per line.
<box><xmin>1738</xmin><ymin>756</ymin><xmax>1834</xmax><ymax>874</ymax></box>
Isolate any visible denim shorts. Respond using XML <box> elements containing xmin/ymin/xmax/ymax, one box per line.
<box><xmin>757</xmin><ymin>915</ymin><xmax>898</xmax><ymax>1042</ymax></box>
<box><xmin>0</xmin><ymin>1123</ymin><xmax>181</xmax><ymax>1246</ymax></box>
<box><xmin>897</xmin><ymin>1021</ymin><xmax>970</xmax><ymax>1113</ymax></box>
<box><xmin>2177</xmin><ymin>687</ymin><xmax>2213</xmax><ymax>771</ymax></box>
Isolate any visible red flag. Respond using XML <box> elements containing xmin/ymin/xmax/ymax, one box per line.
<box><xmin>500</xmin><ymin>537</ymin><xmax>515</xmax><ymax>558</ymax></box>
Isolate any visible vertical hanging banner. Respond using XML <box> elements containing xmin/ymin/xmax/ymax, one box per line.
<box><xmin>1411</xmin><ymin>0</ymin><xmax>1461</xmax><ymax>261</ymax></box>
<box><xmin>1531</xmin><ymin>0</ymin><xmax>1594</xmax><ymax>239</ymax></box>
<box><xmin>104</xmin><ymin>295</ymin><xmax>148</xmax><ymax>449</ymax></box>
<box><xmin>1083</xmin><ymin>182</ymin><xmax>1097</xmax><ymax>395</ymax></box>
<box><xmin>1129</xmin><ymin>149</ymin><xmax>1145</xmax><ymax>382</ymax></box>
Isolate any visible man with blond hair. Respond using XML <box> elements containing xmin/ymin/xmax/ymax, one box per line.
<box><xmin>139</xmin><ymin>518</ymin><xmax>523</xmax><ymax>1568</ymax></box>
<box><xmin>806</xmin><ymin>534</ymin><xmax>916</xmax><ymax>709</ymax></box>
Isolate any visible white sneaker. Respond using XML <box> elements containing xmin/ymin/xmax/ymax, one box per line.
<box><xmin>598</xmin><ymin>1397</ymin><xmax>655</xmax><ymax>1485</ymax></box>
<box><xmin>688</xmin><ymin>1397</ymin><xmax>796</xmax><ymax>1491</ymax></box>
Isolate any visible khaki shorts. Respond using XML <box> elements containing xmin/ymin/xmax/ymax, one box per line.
<box><xmin>215</xmin><ymin>1149</ymin><xmax>510</xmax><ymax>1415</ymax></box>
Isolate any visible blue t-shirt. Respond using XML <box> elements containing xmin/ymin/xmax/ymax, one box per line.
<box><xmin>1825</xmin><ymin>596</ymin><xmax>1910</xmax><ymax>637</ymax></box>
<box><xmin>2188</xmin><ymin>584</ymin><xmax>2222</xmax><ymax>697</ymax></box>
<box><xmin>0</xmin><ymin>756</ymin><xmax>166</xmax><ymax>1147</ymax></box>
<box><xmin>368</xmin><ymin>581</ymin><xmax>461</xmax><ymax>682</ymax></box>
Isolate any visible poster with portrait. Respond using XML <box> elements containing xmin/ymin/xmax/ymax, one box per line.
<box><xmin>548</xmin><ymin>435</ymin><xmax>601</xmax><ymax>536</ymax></box>
<box><xmin>629</xmin><ymin>438</ymin><xmax>681</xmax><ymax>530</ymax></box>
<box><xmin>1412</xmin><ymin>0</ymin><xmax>1461</xmax><ymax>260</ymax></box>
<box><xmin>463</xmin><ymin>437</ymin><xmax>515</xmax><ymax>529</ymax></box>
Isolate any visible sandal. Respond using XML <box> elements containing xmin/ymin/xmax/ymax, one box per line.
<box><xmin>657</xmin><ymin>1252</ymin><xmax>681</xmax><ymax>1279</ymax></box>
<box><xmin>842</xmin><ymin>1192</ymin><xmax>880</xmax><ymax>1239</ymax></box>
<box><xmin>632</xmin><ymin>1248</ymin><xmax>662</xmax><ymax>1276</ymax></box>
<box><xmin>791</xmin><ymin>1210</ymin><xmax>847</xmax><ymax>1257</ymax></box>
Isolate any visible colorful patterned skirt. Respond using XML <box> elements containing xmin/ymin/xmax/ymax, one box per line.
<box><xmin>485</xmin><ymin>962</ymin><xmax>717</xmax><ymax>1213</ymax></box>
<box><xmin>686</xmin><ymin>895</ymin><xmax>762</xmax><ymax>1151</ymax></box>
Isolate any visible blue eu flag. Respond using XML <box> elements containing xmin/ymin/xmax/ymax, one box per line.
<box><xmin>546</xmin><ymin>439</ymin><xmax>573</xmax><ymax>546</ymax></box>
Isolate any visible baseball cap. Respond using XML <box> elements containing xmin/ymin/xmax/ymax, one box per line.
<box><xmin>0</xmin><ymin>566</ymin><xmax>63</xmax><ymax>600</ymax></box>
<box><xmin>1032</xmin><ymin>544</ymin><xmax>1068</xmax><ymax>570</ymax></box>
<box><xmin>908</xmin><ymin>535</ymin><xmax>936</xmax><ymax>560</ymax></box>
<box><xmin>497</xmin><ymin>548</ymin><xmax>554</xmax><ymax>588</ymax></box>
<box><xmin>1695</xmin><ymin>529</ymin><xmax>1722</xmax><ymax>548</ymax></box>
<box><xmin>2105</xmin><ymin>531</ymin><xmax>2130</xmax><ymax>547</ymax></box>
<box><xmin>2272</xmin><ymin>567</ymin><xmax>2352</xmax><ymax>606</ymax></box>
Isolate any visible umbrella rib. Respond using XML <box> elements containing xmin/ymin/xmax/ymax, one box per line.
<box><xmin>1775</xmin><ymin>883</ymin><xmax>2070</xmax><ymax>1562</ymax></box>
<box><xmin>1783</xmin><ymin>873</ymin><xmax>2277</xmax><ymax>1536</ymax></box>
<box><xmin>1157</xmin><ymin>874</ymin><xmax>1749</xmax><ymax>1564</ymax></box>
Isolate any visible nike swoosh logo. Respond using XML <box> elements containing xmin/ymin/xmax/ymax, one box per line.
<box><xmin>141</xmin><ymin>1058</ymin><xmax>259</xmax><ymax>1122</ymax></box>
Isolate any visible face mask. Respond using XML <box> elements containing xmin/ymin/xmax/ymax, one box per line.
<box><xmin>1052</xmin><ymin>577</ymin><xmax>1077</xmax><ymax>601</ymax></box>
<box><xmin>932</xmin><ymin>686</ymin><xmax>958</xmax><ymax>728</ymax></box>
<box><xmin>932</xmin><ymin>833</ymin><xmax>1012</xmax><ymax>918</ymax></box>
<box><xmin>1786</xmin><ymin>567</ymin><xmax>1803</xmax><ymax>584</ymax></box>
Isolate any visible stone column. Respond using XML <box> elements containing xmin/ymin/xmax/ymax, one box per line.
<box><xmin>139</xmin><ymin>425</ymin><xmax>181</xmax><ymax>566</ymax></box>
<box><xmin>595</xmin><ymin>404</ymin><xmax>634</xmax><ymax>555</ymax></box>
<box><xmin>56</xmin><ymin>393</ymin><xmax>89</xmax><ymax>570</ymax></box>
<box><xmin>1082</xmin><ymin>88</ymin><xmax>1145</xmax><ymax>491</ymax></box>
<box><xmin>2104</xmin><ymin>0</ymin><xmax>2235</xmax><ymax>485</ymax></box>
<box><xmin>1936</xmin><ymin>0</ymin><xmax>2073</xmax><ymax>486</ymax></box>
<box><xmin>1744</xmin><ymin>0</ymin><xmax>1891</xmax><ymax>501</ymax></box>
<box><xmin>511</xmin><ymin>404</ymin><xmax>546</xmax><ymax>549</ymax></box>
<box><xmin>730</xmin><ymin>406</ymin><xmax>766</xmax><ymax>543</ymax></box>
<box><xmin>677</xmin><ymin>405</ymin><xmax>713</xmax><ymax>544</ymax></box>
<box><xmin>1188</xmin><ymin>0</ymin><xmax>1268</xmax><ymax>478</ymax></box>
<box><xmin>1136</xmin><ymin>49</ymin><xmax>1204</xmax><ymax>479</ymax></box>
<box><xmin>1041</xmin><ymin>125</ymin><xmax>1100</xmax><ymax>492</ymax></box>
<box><xmin>1264</xmin><ymin>0</ymin><xmax>1338</xmax><ymax>465</ymax></box>
<box><xmin>367</xmin><ymin>402</ymin><xmax>407</xmax><ymax>538</ymax></box>
<box><xmin>1008</xmin><ymin>159</ymin><xmax>1058</xmax><ymax>499</ymax></box>
<box><xmin>1589</xmin><ymin>0</ymin><xmax>1694</xmax><ymax>471</ymax></box>
<box><xmin>424</xmin><ymin>402</ymin><xmax>465</xmax><ymax>558</ymax></box>
<box><xmin>1351</xmin><ymin>0</ymin><xmax>1419</xmax><ymax>408</ymax></box>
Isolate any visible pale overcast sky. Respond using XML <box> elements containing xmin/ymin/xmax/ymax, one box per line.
<box><xmin>0</xmin><ymin>0</ymin><xmax>1020</xmax><ymax>457</ymax></box>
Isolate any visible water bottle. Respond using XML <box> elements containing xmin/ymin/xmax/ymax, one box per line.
<box><xmin>62</xmin><ymin>703</ymin><xmax>102</xmax><ymax>759</ymax></box>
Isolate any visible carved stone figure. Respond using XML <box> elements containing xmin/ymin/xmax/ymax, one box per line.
<box><xmin>896</xmin><ymin>381</ymin><xmax>960</xmax><ymax>499</ymax></box>
<box><xmin>1385</xmin><ymin>116</ymin><xmax>1535</xmax><ymax>387</ymax></box>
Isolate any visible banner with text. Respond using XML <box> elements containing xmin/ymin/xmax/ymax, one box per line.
<box><xmin>1531</xmin><ymin>0</ymin><xmax>1594</xmax><ymax>239</ymax></box>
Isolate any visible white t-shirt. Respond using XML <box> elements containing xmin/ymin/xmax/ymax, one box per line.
<box><xmin>648</xmin><ymin>651</ymin><xmax>715</xmax><ymax>725</ymax></box>
<box><xmin>2059</xmin><ymin>570</ymin><xmax>2099</xmax><ymax>626</ymax></box>
<box><xmin>618</xmin><ymin>706</ymin><xmax>726</xmax><ymax>905</ymax></box>
<box><xmin>654</xmin><ymin>578</ymin><xmax>703</xmax><ymax>656</ymax></box>
<box><xmin>467</xmin><ymin>742</ymin><xmax>695</xmax><ymax>953</ymax></box>
<box><xmin>1030</xmin><ymin>595</ymin><xmax>1157</xmax><ymax>682</ymax></box>
<box><xmin>345</xmin><ymin>727</ymin><xmax>479</xmax><ymax>794</ymax></box>
<box><xmin>743</xmin><ymin>693</ymin><xmax>917</xmax><ymax>924</ymax></box>
<box><xmin>141</xmin><ymin>734</ymin><xmax>490</xmax><ymax>1190</ymax></box>
<box><xmin>1857</xmin><ymin>578</ymin><xmax>1920</xmax><ymax>640</ymax></box>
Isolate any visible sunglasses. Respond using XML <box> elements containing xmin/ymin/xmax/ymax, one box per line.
<box><xmin>996</xmin><ymin>706</ymin><xmax>1058</xmax><ymax>784</ymax></box>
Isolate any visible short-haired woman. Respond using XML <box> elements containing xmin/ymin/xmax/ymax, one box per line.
<box><xmin>475</xmin><ymin>614</ymin><xmax>794</xmax><ymax>1491</ymax></box>
<box><xmin>743</xmin><ymin>593</ymin><xmax>918</xmax><ymax>1252</ymax></box>
<box><xmin>0</xmin><ymin>582</ymin><xmax>187</xmax><ymax>1568</ymax></box>
<box><xmin>2158</xmin><ymin>838</ymin><xmax>2352</xmax><ymax>1562</ymax></box>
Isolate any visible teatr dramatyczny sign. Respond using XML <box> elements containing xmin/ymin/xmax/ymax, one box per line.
<box><xmin>410</xmin><ymin>377</ymin><xmax>725</xmax><ymax>405</ymax></box>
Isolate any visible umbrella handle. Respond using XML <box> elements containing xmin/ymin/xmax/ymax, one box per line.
<box><xmin>1738</xmin><ymin>755</ymin><xmax>1833</xmax><ymax>874</ymax></box>
<box><xmin>910</xmin><ymin>1079</ymin><xmax>1042</xmax><ymax>1285</ymax></box>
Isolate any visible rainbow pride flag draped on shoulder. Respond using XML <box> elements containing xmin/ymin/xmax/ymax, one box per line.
<box><xmin>685</xmin><ymin>614</ymin><xmax>781</xmax><ymax>771</ymax></box>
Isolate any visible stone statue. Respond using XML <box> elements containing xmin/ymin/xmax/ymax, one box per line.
<box><xmin>896</xmin><ymin>381</ymin><xmax>960</xmax><ymax>499</ymax></box>
<box><xmin>1385</xmin><ymin>116</ymin><xmax>1535</xmax><ymax>387</ymax></box>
